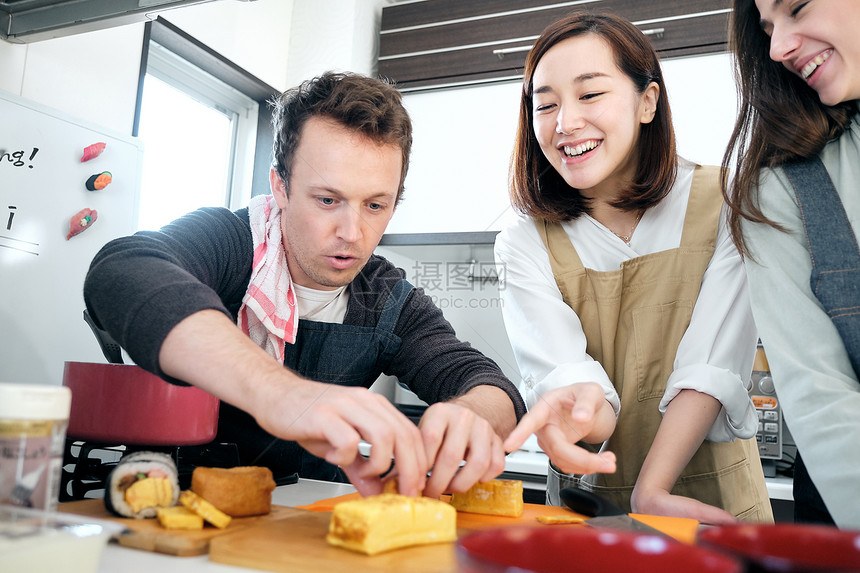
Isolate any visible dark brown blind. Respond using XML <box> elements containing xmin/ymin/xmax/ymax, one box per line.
<box><xmin>379</xmin><ymin>0</ymin><xmax>732</xmax><ymax>91</ymax></box>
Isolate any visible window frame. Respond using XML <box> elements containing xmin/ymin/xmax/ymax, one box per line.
<box><xmin>134</xmin><ymin>17</ymin><xmax>277</xmax><ymax>204</ymax></box>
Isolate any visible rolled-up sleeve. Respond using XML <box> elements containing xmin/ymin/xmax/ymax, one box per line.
<box><xmin>662</xmin><ymin>363</ymin><xmax>758</xmax><ymax>441</ymax></box>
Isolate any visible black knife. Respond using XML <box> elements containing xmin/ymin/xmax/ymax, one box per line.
<box><xmin>559</xmin><ymin>487</ymin><xmax>671</xmax><ymax>538</ymax></box>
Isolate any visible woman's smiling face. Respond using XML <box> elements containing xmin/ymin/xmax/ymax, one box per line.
<box><xmin>531</xmin><ymin>34</ymin><xmax>658</xmax><ymax>201</ymax></box>
<box><xmin>756</xmin><ymin>0</ymin><xmax>860</xmax><ymax>106</ymax></box>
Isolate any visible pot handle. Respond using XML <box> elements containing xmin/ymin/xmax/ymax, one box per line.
<box><xmin>83</xmin><ymin>309</ymin><xmax>125</xmax><ymax>364</ymax></box>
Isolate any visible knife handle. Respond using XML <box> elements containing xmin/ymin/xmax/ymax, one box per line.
<box><xmin>559</xmin><ymin>487</ymin><xmax>625</xmax><ymax>517</ymax></box>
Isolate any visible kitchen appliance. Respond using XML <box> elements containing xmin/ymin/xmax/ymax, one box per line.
<box><xmin>749</xmin><ymin>343</ymin><xmax>787</xmax><ymax>478</ymax></box>
<box><xmin>60</xmin><ymin>440</ymin><xmax>241</xmax><ymax>502</ymax></box>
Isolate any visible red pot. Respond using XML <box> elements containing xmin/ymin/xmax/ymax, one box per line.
<box><xmin>62</xmin><ymin>361</ymin><xmax>220</xmax><ymax>446</ymax></box>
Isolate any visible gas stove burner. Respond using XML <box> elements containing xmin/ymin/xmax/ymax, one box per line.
<box><xmin>60</xmin><ymin>439</ymin><xmax>240</xmax><ymax>502</ymax></box>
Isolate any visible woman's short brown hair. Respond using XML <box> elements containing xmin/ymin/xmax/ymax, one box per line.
<box><xmin>510</xmin><ymin>12</ymin><xmax>677</xmax><ymax>222</ymax></box>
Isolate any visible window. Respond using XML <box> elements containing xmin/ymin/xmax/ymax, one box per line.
<box><xmin>134</xmin><ymin>18</ymin><xmax>277</xmax><ymax>231</ymax></box>
<box><xmin>137</xmin><ymin>42</ymin><xmax>258</xmax><ymax>230</ymax></box>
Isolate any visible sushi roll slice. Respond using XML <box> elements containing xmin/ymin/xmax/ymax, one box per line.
<box><xmin>104</xmin><ymin>451</ymin><xmax>180</xmax><ymax>519</ymax></box>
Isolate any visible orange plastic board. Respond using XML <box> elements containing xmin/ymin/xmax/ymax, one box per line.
<box><xmin>59</xmin><ymin>499</ymin><xmax>298</xmax><ymax>556</ymax></box>
<box><xmin>630</xmin><ymin>512</ymin><xmax>700</xmax><ymax>545</ymax></box>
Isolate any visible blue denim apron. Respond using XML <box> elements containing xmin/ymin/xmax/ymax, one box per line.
<box><xmin>782</xmin><ymin>157</ymin><xmax>860</xmax><ymax>524</ymax></box>
<box><xmin>216</xmin><ymin>278</ymin><xmax>413</xmax><ymax>483</ymax></box>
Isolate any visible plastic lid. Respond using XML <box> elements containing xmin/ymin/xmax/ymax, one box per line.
<box><xmin>0</xmin><ymin>383</ymin><xmax>71</xmax><ymax>420</ymax></box>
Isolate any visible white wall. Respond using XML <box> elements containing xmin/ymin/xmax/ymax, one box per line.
<box><xmin>0</xmin><ymin>26</ymin><xmax>144</xmax><ymax>133</ymax></box>
<box><xmin>287</xmin><ymin>0</ymin><xmax>386</xmax><ymax>81</ymax></box>
<box><xmin>0</xmin><ymin>0</ymin><xmax>387</xmax><ymax>133</ymax></box>
<box><xmin>160</xmin><ymin>0</ymin><xmax>294</xmax><ymax>91</ymax></box>
<box><xmin>0</xmin><ymin>38</ymin><xmax>27</xmax><ymax>93</ymax></box>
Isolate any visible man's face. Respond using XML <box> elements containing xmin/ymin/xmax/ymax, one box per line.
<box><xmin>270</xmin><ymin>116</ymin><xmax>402</xmax><ymax>290</ymax></box>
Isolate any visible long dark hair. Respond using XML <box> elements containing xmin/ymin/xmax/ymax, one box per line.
<box><xmin>721</xmin><ymin>0</ymin><xmax>856</xmax><ymax>256</ymax></box>
<box><xmin>510</xmin><ymin>11</ymin><xmax>677</xmax><ymax>222</ymax></box>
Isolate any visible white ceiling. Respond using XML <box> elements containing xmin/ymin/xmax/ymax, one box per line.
<box><xmin>0</xmin><ymin>0</ymin><xmax>223</xmax><ymax>43</ymax></box>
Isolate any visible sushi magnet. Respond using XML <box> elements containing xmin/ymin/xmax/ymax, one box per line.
<box><xmin>66</xmin><ymin>208</ymin><xmax>98</xmax><ymax>240</ymax></box>
<box><xmin>85</xmin><ymin>171</ymin><xmax>112</xmax><ymax>191</ymax></box>
<box><xmin>80</xmin><ymin>142</ymin><xmax>106</xmax><ymax>162</ymax></box>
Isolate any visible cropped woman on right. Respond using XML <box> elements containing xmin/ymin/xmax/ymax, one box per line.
<box><xmin>723</xmin><ymin>0</ymin><xmax>860</xmax><ymax>528</ymax></box>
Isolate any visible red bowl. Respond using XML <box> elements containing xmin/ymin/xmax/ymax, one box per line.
<box><xmin>457</xmin><ymin>526</ymin><xmax>742</xmax><ymax>573</ymax></box>
<box><xmin>62</xmin><ymin>361</ymin><xmax>219</xmax><ymax>445</ymax></box>
<box><xmin>698</xmin><ymin>523</ymin><xmax>860</xmax><ymax>572</ymax></box>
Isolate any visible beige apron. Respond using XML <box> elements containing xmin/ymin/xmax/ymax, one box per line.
<box><xmin>536</xmin><ymin>166</ymin><xmax>772</xmax><ymax>522</ymax></box>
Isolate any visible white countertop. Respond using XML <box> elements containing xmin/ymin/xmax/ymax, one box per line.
<box><xmin>94</xmin><ymin>479</ymin><xmax>356</xmax><ymax>573</ymax></box>
<box><xmin>89</xmin><ymin>472</ymin><xmax>794</xmax><ymax>572</ymax></box>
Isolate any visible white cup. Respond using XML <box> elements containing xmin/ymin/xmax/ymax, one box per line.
<box><xmin>0</xmin><ymin>383</ymin><xmax>72</xmax><ymax>511</ymax></box>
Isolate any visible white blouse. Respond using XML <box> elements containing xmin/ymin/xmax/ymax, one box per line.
<box><xmin>494</xmin><ymin>158</ymin><xmax>758</xmax><ymax>442</ymax></box>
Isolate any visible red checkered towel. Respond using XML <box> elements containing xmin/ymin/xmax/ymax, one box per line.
<box><xmin>237</xmin><ymin>194</ymin><xmax>297</xmax><ymax>362</ymax></box>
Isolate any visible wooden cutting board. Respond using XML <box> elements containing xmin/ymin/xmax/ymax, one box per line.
<box><xmin>210</xmin><ymin>508</ymin><xmax>458</xmax><ymax>573</ymax></box>
<box><xmin>59</xmin><ymin>499</ymin><xmax>299</xmax><ymax>557</ymax></box>
<box><xmin>208</xmin><ymin>499</ymin><xmax>699</xmax><ymax>573</ymax></box>
<box><xmin>208</xmin><ymin>501</ymin><xmax>578</xmax><ymax>573</ymax></box>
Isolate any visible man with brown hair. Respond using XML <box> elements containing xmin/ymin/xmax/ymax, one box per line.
<box><xmin>84</xmin><ymin>72</ymin><xmax>525</xmax><ymax>499</ymax></box>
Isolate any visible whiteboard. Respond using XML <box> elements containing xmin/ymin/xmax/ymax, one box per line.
<box><xmin>0</xmin><ymin>89</ymin><xmax>143</xmax><ymax>386</ymax></box>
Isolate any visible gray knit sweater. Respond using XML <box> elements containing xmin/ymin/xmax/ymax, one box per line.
<box><xmin>83</xmin><ymin>206</ymin><xmax>525</xmax><ymax>417</ymax></box>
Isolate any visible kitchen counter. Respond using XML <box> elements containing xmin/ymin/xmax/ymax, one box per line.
<box><xmin>94</xmin><ymin>479</ymin><xmax>356</xmax><ymax>573</ymax></box>
<box><xmin>88</xmin><ymin>474</ymin><xmax>795</xmax><ymax>572</ymax></box>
